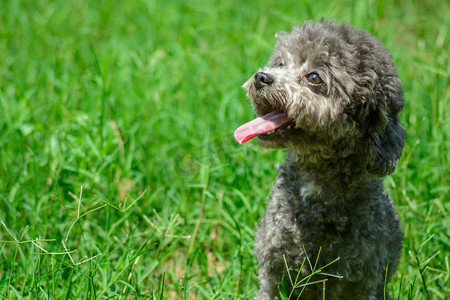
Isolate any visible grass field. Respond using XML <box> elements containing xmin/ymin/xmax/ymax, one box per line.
<box><xmin>0</xmin><ymin>0</ymin><xmax>448</xmax><ymax>299</ymax></box>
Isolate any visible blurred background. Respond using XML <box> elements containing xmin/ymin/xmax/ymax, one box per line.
<box><xmin>0</xmin><ymin>0</ymin><xmax>448</xmax><ymax>298</ymax></box>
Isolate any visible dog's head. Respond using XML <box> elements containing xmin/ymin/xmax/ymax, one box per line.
<box><xmin>238</xmin><ymin>20</ymin><xmax>406</xmax><ymax>177</ymax></box>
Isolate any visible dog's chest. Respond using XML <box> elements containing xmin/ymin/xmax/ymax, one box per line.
<box><xmin>270</xmin><ymin>168</ymin><xmax>356</xmax><ymax>237</ymax></box>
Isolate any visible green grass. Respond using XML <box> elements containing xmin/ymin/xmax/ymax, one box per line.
<box><xmin>0</xmin><ymin>0</ymin><xmax>448</xmax><ymax>298</ymax></box>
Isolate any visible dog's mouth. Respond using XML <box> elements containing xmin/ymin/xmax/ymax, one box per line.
<box><xmin>234</xmin><ymin>110</ymin><xmax>296</xmax><ymax>144</ymax></box>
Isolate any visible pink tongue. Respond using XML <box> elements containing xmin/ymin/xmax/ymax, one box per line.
<box><xmin>234</xmin><ymin>110</ymin><xmax>291</xmax><ymax>144</ymax></box>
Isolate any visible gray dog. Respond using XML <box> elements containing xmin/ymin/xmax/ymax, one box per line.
<box><xmin>234</xmin><ymin>21</ymin><xmax>406</xmax><ymax>299</ymax></box>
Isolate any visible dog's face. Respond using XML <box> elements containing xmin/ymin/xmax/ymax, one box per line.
<box><xmin>242</xmin><ymin>21</ymin><xmax>406</xmax><ymax>176</ymax></box>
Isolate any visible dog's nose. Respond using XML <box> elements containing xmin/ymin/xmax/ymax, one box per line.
<box><xmin>254</xmin><ymin>72</ymin><xmax>274</xmax><ymax>89</ymax></box>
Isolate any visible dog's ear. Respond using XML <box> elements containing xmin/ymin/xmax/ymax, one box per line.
<box><xmin>366</xmin><ymin>114</ymin><xmax>406</xmax><ymax>177</ymax></box>
<box><xmin>362</xmin><ymin>76</ymin><xmax>407</xmax><ymax>177</ymax></box>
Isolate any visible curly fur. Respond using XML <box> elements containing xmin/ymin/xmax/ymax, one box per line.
<box><xmin>242</xmin><ymin>21</ymin><xmax>406</xmax><ymax>299</ymax></box>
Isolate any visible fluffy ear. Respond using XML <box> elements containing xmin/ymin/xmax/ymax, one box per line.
<box><xmin>366</xmin><ymin>114</ymin><xmax>406</xmax><ymax>177</ymax></box>
<box><xmin>364</xmin><ymin>77</ymin><xmax>407</xmax><ymax>177</ymax></box>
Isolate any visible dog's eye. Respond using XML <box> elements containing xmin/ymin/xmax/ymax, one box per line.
<box><xmin>306</xmin><ymin>72</ymin><xmax>323</xmax><ymax>85</ymax></box>
<box><xmin>278</xmin><ymin>62</ymin><xmax>285</xmax><ymax>67</ymax></box>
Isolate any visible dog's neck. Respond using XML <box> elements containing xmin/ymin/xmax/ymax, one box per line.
<box><xmin>283</xmin><ymin>150</ymin><xmax>380</xmax><ymax>197</ymax></box>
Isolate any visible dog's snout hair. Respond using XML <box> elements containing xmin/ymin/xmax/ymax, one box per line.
<box><xmin>240</xmin><ymin>20</ymin><xmax>405</xmax><ymax>300</ymax></box>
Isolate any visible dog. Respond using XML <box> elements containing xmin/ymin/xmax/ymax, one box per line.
<box><xmin>234</xmin><ymin>20</ymin><xmax>406</xmax><ymax>299</ymax></box>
